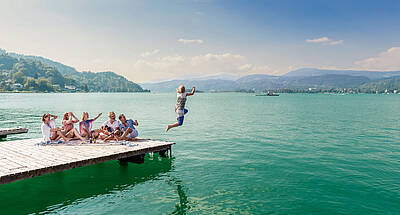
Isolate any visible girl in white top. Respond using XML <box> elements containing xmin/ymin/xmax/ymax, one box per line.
<box><xmin>41</xmin><ymin>113</ymin><xmax>69</xmax><ymax>142</ymax></box>
<box><xmin>166</xmin><ymin>85</ymin><xmax>195</xmax><ymax>132</ymax></box>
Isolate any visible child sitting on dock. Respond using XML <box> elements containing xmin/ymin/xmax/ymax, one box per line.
<box><xmin>62</xmin><ymin>112</ymin><xmax>86</xmax><ymax>142</ymax></box>
<box><xmin>166</xmin><ymin>85</ymin><xmax>195</xmax><ymax>132</ymax></box>
<box><xmin>80</xmin><ymin>112</ymin><xmax>102</xmax><ymax>139</ymax></box>
<box><xmin>41</xmin><ymin>113</ymin><xmax>69</xmax><ymax>142</ymax></box>
<box><xmin>118</xmin><ymin>113</ymin><xmax>139</xmax><ymax>141</ymax></box>
<box><xmin>102</xmin><ymin>112</ymin><xmax>121</xmax><ymax>141</ymax></box>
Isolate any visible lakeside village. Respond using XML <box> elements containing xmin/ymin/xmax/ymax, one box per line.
<box><xmin>3</xmin><ymin>82</ymin><xmax>400</xmax><ymax>95</ymax></box>
<box><xmin>264</xmin><ymin>88</ymin><xmax>400</xmax><ymax>94</ymax></box>
<box><xmin>4</xmin><ymin>81</ymin><xmax>91</xmax><ymax>93</ymax></box>
<box><xmin>0</xmin><ymin>79</ymin><xmax>150</xmax><ymax>93</ymax></box>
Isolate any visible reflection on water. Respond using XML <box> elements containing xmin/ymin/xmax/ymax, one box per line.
<box><xmin>166</xmin><ymin>176</ymin><xmax>192</xmax><ymax>215</ymax></box>
<box><xmin>0</xmin><ymin>155</ymin><xmax>178</xmax><ymax>215</ymax></box>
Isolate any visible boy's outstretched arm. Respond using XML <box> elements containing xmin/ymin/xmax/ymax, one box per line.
<box><xmin>187</xmin><ymin>87</ymin><xmax>196</xmax><ymax>96</ymax></box>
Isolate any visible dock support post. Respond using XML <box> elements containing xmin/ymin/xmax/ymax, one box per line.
<box><xmin>159</xmin><ymin>145</ymin><xmax>172</xmax><ymax>158</ymax></box>
<box><xmin>118</xmin><ymin>154</ymin><xmax>145</xmax><ymax>164</ymax></box>
<box><xmin>159</xmin><ymin>150</ymin><xmax>167</xmax><ymax>157</ymax></box>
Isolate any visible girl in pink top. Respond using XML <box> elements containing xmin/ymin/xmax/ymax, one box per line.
<box><xmin>62</xmin><ymin>112</ymin><xmax>86</xmax><ymax>142</ymax></box>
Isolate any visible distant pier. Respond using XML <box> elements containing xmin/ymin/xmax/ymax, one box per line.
<box><xmin>0</xmin><ymin>138</ymin><xmax>174</xmax><ymax>184</ymax></box>
<box><xmin>0</xmin><ymin>128</ymin><xmax>28</xmax><ymax>139</ymax></box>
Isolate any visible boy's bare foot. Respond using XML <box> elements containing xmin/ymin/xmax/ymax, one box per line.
<box><xmin>166</xmin><ymin>125</ymin><xmax>172</xmax><ymax>132</ymax></box>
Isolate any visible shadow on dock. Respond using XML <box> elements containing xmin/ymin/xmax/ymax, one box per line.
<box><xmin>0</xmin><ymin>154</ymin><xmax>176</xmax><ymax>215</ymax></box>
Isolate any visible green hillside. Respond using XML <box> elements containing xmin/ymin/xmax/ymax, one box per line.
<box><xmin>0</xmin><ymin>51</ymin><xmax>145</xmax><ymax>93</ymax></box>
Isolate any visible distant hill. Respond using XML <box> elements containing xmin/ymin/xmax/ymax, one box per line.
<box><xmin>142</xmin><ymin>79</ymin><xmax>239</xmax><ymax>92</ymax></box>
<box><xmin>0</xmin><ymin>49</ymin><xmax>144</xmax><ymax>92</ymax></box>
<box><xmin>285</xmin><ymin>68</ymin><xmax>400</xmax><ymax>80</ymax></box>
<box><xmin>359</xmin><ymin>76</ymin><xmax>400</xmax><ymax>93</ymax></box>
<box><xmin>143</xmin><ymin>69</ymin><xmax>400</xmax><ymax>93</ymax></box>
<box><xmin>3</xmin><ymin>51</ymin><xmax>81</xmax><ymax>77</ymax></box>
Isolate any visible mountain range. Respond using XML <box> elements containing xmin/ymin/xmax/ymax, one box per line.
<box><xmin>142</xmin><ymin>69</ymin><xmax>400</xmax><ymax>93</ymax></box>
<box><xmin>2</xmin><ymin>48</ymin><xmax>400</xmax><ymax>93</ymax></box>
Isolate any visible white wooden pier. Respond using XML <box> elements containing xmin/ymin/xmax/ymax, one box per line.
<box><xmin>0</xmin><ymin>138</ymin><xmax>174</xmax><ymax>185</ymax></box>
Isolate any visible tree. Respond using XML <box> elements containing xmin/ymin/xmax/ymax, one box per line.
<box><xmin>13</xmin><ymin>71</ymin><xmax>26</xmax><ymax>84</ymax></box>
<box><xmin>25</xmin><ymin>78</ymin><xmax>38</xmax><ymax>90</ymax></box>
<box><xmin>37</xmin><ymin>78</ymin><xmax>54</xmax><ymax>92</ymax></box>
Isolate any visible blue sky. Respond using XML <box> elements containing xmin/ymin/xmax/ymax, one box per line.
<box><xmin>0</xmin><ymin>0</ymin><xmax>399</xmax><ymax>82</ymax></box>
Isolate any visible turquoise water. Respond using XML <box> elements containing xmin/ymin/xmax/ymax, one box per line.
<box><xmin>0</xmin><ymin>93</ymin><xmax>399</xmax><ymax>214</ymax></box>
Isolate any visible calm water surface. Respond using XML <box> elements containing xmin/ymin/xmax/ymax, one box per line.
<box><xmin>0</xmin><ymin>93</ymin><xmax>399</xmax><ymax>214</ymax></box>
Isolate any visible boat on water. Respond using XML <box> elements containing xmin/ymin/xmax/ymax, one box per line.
<box><xmin>255</xmin><ymin>92</ymin><xmax>279</xmax><ymax>96</ymax></box>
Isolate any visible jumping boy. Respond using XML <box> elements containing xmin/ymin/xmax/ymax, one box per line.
<box><xmin>166</xmin><ymin>85</ymin><xmax>195</xmax><ymax>132</ymax></box>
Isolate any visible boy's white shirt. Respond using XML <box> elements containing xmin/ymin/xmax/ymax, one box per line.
<box><xmin>102</xmin><ymin>120</ymin><xmax>120</xmax><ymax>131</ymax></box>
<box><xmin>177</xmin><ymin>92</ymin><xmax>187</xmax><ymax>99</ymax></box>
<box><xmin>176</xmin><ymin>92</ymin><xmax>188</xmax><ymax>116</ymax></box>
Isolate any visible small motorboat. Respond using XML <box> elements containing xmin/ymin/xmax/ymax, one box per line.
<box><xmin>255</xmin><ymin>92</ymin><xmax>279</xmax><ymax>96</ymax></box>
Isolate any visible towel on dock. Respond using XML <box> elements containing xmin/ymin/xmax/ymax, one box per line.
<box><xmin>36</xmin><ymin>140</ymin><xmax>64</xmax><ymax>146</ymax></box>
<box><xmin>104</xmin><ymin>140</ymin><xmax>139</xmax><ymax>147</ymax></box>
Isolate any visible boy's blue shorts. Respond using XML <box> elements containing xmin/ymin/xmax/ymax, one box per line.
<box><xmin>177</xmin><ymin>109</ymin><xmax>188</xmax><ymax>125</ymax></box>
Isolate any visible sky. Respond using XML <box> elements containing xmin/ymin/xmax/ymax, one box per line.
<box><xmin>0</xmin><ymin>0</ymin><xmax>400</xmax><ymax>82</ymax></box>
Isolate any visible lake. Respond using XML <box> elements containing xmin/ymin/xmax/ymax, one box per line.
<box><xmin>0</xmin><ymin>93</ymin><xmax>399</xmax><ymax>214</ymax></box>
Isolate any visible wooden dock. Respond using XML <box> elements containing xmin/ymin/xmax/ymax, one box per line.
<box><xmin>0</xmin><ymin>128</ymin><xmax>28</xmax><ymax>138</ymax></box>
<box><xmin>0</xmin><ymin>138</ymin><xmax>175</xmax><ymax>185</ymax></box>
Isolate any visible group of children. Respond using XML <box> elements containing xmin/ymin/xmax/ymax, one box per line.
<box><xmin>41</xmin><ymin>85</ymin><xmax>195</xmax><ymax>142</ymax></box>
<box><xmin>41</xmin><ymin>111</ymin><xmax>139</xmax><ymax>142</ymax></box>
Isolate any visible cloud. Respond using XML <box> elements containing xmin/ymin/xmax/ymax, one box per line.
<box><xmin>306</xmin><ymin>37</ymin><xmax>330</xmax><ymax>43</ymax></box>
<box><xmin>141</xmin><ymin>49</ymin><xmax>160</xmax><ymax>57</ymax></box>
<box><xmin>239</xmin><ymin>64</ymin><xmax>270</xmax><ymax>73</ymax></box>
<box><xmin>306</xmin><ymin>37</ymin><xmax>343</xmax><ymax>45</ymax></box>
<box><xmin>132</xmin><ymin>53</ymin><xmax>272</xmax><ymax>81</ymax></box>
<box><xmin>355</xmin><ymin>47</ymin><xmax>400</xmax><ymax>71</ymax></box>
<box><xmin>178</xmin><ymin>38</ymin><xmax>204</xmax><ymax>44</ymax></box>
<box><xmin>329</xmin><ymin>40</ymin><xmax>343</xmax><ymax>45</ymax></box>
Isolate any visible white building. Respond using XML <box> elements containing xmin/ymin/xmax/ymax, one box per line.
<box><xmin>12</xmin><ymin>83</ymin><xmax>23</xmax><ymax>89</ymax></box>
<box><xmin>65</xmin><ymin>85</ymin><xmax>76</xmax><ymax>90</ymax></box>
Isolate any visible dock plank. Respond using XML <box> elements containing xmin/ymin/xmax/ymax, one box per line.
<box><xmin>0</xmin><ymin>138</ymin><xmax>174</xmax><ymax>184</ymax></box>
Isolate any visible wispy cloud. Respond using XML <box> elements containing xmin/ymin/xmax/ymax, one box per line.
<box><xmin>306</xmin><ymin>37</ymin><xmax>343</xmax><ymax>46</ymax></box>
<box><xmin>133</xmin><ymin>53</ymin><xmax>271</xmax><ymax>81</ymax></box>
<box><xmin>141</xmin><ymin>49</ymin><xmax>160</xmax><ymax>57</ymax></box>
<box><xmin>178</xmin><ymin>38</ymin><xmax>204</xmax><ymax>44</ymax></box>
<box><xmin>355</xmin><ymin>47</ymin><xmax>400</xmax><ymax>71</ymax></box>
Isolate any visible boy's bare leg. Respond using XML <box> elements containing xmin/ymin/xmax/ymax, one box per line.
<box><xmin>104</xmin><ymin>134</ymin><xmax>116</xmax><ymax>142</ymax></box>
<box><xmin>166</xmin><ymin>122</ymin><xmax>180</xmax><ymax>132</ymax></box>
<box><xmin>98</xmin><ymin>134</ymin><xmax>108</xmax><ymax>140</ymax></box>
<box><xmin>120</xmin><ymin>128</ymin><xmax>133</xmax><ymax>139</ymax></box>
<box><xmin>112</xmin><ymin>130</ymin><xmax>121</xmax><ymax>141</ymax></box>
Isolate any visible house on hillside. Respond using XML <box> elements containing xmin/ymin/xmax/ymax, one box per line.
<box><xmin>65</xmin><ymin>85</ymin><xmax>76</xmax><ymax>90</ymax></box>
<box><xmin>12</xmin><ymin>83</ymin><xmax>23</xmax><ymax>90</ymax></box>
